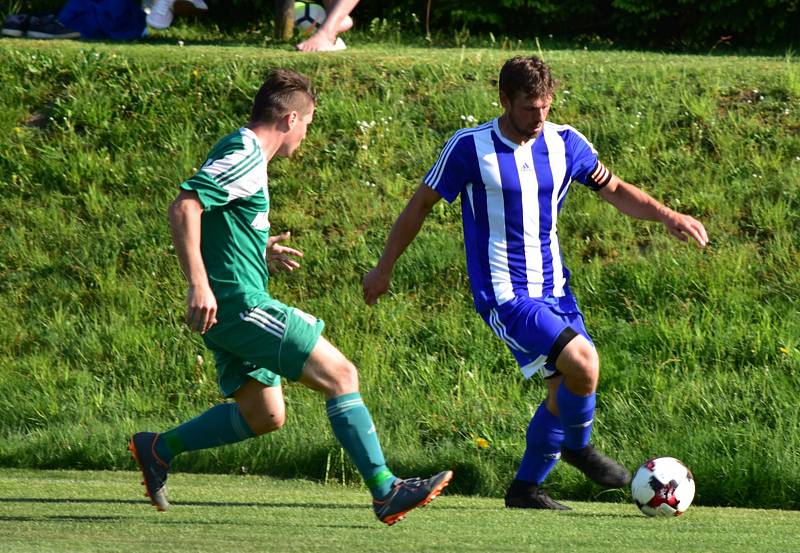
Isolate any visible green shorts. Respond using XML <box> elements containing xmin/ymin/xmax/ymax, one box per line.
<box><xmin>202</xmin><ymin>298</ymin><xmax>325</xmax><ymax>398</ymax></box>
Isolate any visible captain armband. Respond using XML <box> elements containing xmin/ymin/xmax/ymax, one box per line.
<box><xmin>585</xmin><ymin>161</ymin><xmax>613</xmax><ymax>191</ymax></box>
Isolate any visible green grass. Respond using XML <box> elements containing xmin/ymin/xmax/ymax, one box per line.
<box><xmin>0</xmin><ymin>38</ymin><xmax>799</xmax><ymax>509</ymax></box>
<box><xmin>0</xmin><ymin>469</ymin><xmax>797</xmax><ymax>553</ymax></box>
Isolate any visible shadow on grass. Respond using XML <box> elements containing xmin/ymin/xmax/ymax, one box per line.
<box><xmin>0</xmin><ymin>513</ymin><xmax>377</xmax><ymax>529</ymax></box>
<box><xmin>0</xmin><ymin>497</ymin><xmax>365</xmax><ymax>509</ymax></box>
<box><xmin>566</xmin><ymin>511</ymin><xmax>642</xmax><ymax>519</ymax></box>
<box><xmin>0</xmin><ymin>515</ymin><xmax>122</xmax><ymax>522</ymax></box>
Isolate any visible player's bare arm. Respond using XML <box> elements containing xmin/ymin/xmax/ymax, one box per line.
<box><xmin>596</xmin><ymin>171</ymin><xmax>708</xmax><ymax>247</ymax></box>
<box><xmin>168</xmin><ymin>189</ymin><xmax>218</xmax><ymax>333</ymax></box>
<box><xmin>267</xmin><ymin>231</ymin><xmax>304</xmax><ymax>273</ymax></box>
<box><xmin>363</xmin><ymin>184</ymin><xmax>442</xmax><ymax>305</ymax></box>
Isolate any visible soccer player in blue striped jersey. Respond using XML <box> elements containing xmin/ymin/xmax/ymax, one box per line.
<box><xmin>364</xmin><ymin>56</ymin><xmax>708</xmax><ymax>510</ymax></box>
<box><xmin>129</xmin><ymin>68</ymin><xmax>452</xmax><ymax>525</ymax></box>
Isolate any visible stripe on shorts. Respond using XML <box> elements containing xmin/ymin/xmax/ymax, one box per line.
<box><xmin>239</xmin><ymin>308</ymin><xmax>285</xmax><ymax>339</ymax></box>
<box><xmin>488</xmin><ymin>308</ymin><xmax>529</xmax><ymax>353</ymax></box>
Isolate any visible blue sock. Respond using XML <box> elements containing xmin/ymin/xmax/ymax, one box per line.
<box><xmin>155</xmin><ymin>403</ymin><xmax>256</xmax><ymax>463</ymax></box>
<box><xmin>556</xmin><ymin>383</ymin><xmax>596</xmax><ymax>450</ymax></box>
<box><xmin>516</xmin><ymin>401</ymin><xmax>565</xmax><ymax>485</ymax></box>
<box><xmin>326</xmin><ymin>393</ymin><xmax>396</xmax><ymax>499</ymax></box>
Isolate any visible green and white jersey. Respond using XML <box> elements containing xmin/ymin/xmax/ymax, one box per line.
<box><xmin>180</xmin><ymin>127</ymin><xmax>271</xmax><ymax>318</ymax></box>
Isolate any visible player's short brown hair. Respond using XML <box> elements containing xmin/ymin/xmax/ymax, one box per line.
<box><xmin>499</xmin><ymin>56</ymin><xmax>555</xmax><ymax>101</ymax></box>
<box><xmin>250</xmin><ymin>68</ymin><xmax>316</xmax><ymax>124</ymax></box>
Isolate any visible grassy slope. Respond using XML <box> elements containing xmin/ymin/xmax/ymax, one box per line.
<box><xmin>1</xmin><ymin>469</ymin><xmax>798</xmax><ymax>553</ymax></box>
<box><xmin>0</xmin><ymin>38</ymin><xmax>798</xmax><ymax>508</ymax></box>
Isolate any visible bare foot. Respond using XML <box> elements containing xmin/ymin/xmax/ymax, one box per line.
<box><xmin>296</xmin><ymin>31</ymin><xmax>345</xmax><ymax>52</ymax></box>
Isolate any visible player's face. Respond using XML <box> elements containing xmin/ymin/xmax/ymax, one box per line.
<box><xmin>501</xmin><ymin>92</ymin><xmax>552</xmax><ymax>142</ymax></box>
<box><xmin>278</xmin><ymin>105</ymin><xmax>315</xmax><ymax>157</ymax></box>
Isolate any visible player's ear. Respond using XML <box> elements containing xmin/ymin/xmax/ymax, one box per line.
<box><xmin>287</xmin><ymin>111</ymin><xmax>298</xmax><ymax>129</ymax></box>
<box><xmin>499</xmin><ymin>90</ymin><xmax>511</xmax><ymax>111</ymax></box>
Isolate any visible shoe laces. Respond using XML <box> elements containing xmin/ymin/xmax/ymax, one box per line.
<box><xmin>397</xmin><ymin>477</ymin><xmax>424</xmax><ymax>489</ymax></box>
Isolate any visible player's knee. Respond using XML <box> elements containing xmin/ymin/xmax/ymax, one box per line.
<box><xmin>330</xmin><ymin>359</ymin><xmax>359</xmax><ymax>395</ymax></box>
<box><xmin>558</xmin><ymin>338</ymin><xmax>599</xmax><ymax>394</ymax></box>
<box><xmin>262</xmin><ymin>410</ymin><xmax>286</xmax><ymax>433</ymax></box>
<box><xmin>247</xmin><ymin>408</ymin><xmax>286</xmax><ymax>436</ymax></box>
<box><xmin>572</xmin><ymin>345</ymin><xmax>599</xmax><ymax>392</ymax></box>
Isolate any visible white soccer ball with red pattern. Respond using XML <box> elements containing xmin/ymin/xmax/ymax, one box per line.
<box><xmin>294</xmin><ymin>2</ymin><xmax>326</xmax><ymax>35</ymax></box>
<box><xmin>631</xmin><ymin>457</ymin><xmax>695</xmax><ymax>517</ymax></box>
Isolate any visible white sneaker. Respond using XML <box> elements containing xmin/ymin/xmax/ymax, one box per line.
<box><xmin>146</xmin><ymin>0</ymin><xmax>208</xmax><ymax>29</ymax></box>
<box><xmin>147</xmin><ymin>0</ymin><xmax>175</xmax><ymax>29</ymax></box>
<box><xmin>331</xmin><ymin>37</ymin><xmax>346</xmax><ymax>51</ymax></box>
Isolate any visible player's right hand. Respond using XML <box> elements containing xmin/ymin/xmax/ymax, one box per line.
<box><xmin>186</xmin><ymin>283</ymin><xmax>218</xmax><ymax>334</ymax></box>
<box><xmin>363</xmin><ymin>267</ymin><xmax>391</xmax><ymax>305</ymax></box>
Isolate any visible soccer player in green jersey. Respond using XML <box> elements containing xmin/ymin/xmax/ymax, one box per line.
<box><xmin>129</xmin><ymin>68</ymin><xmax>452</xmax><ymax>525</ymax></box>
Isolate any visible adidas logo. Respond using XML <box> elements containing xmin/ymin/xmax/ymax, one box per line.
<box><xmin>520</xmin><ymin>162</ymin><xmax>532</xmax><ymax>172</ymax></box>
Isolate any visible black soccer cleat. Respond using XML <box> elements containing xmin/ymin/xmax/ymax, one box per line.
<box><xmin>561</xmin><ymin>444</ymin><xmax>631</xmax><ymax>488</ymax></box>
<box><xmin>504</xmin><ymin>480</ymin><xmax>571</xmax><ymax>510</ymax></box>
<box><xmin>373</xmin><ymin>470</ymin><xmax>453</xmax><ymax>526</ymax></box>
<box><xmin>129</xmin><ymin>432</ymin><xmax>170</xmax><ymax>511</ymax></box>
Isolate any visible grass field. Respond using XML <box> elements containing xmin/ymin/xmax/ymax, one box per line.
<box><xmin>1</xmin><ymin>36</ymin><xmax>798</xmax><ymax>509</ymax></box>
<box><xmin>1</xmin><ymin>469</ymin><xmax>797</xmax><ymax>553</ymax></box>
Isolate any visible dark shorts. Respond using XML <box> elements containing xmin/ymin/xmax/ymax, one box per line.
<box><xmin>479</xmin><ymin>292</ymin><xmax>593</xmax><ymax>379</ymax></box>
<box><xmin>203</xmin><ymin>297</ymin><xmax>325</xmax><ymax>397</ymax></box>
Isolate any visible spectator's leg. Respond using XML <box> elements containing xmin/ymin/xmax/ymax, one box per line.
<box><xmin>296</xmin><ymin>0</ymin><xmax>359</xmax><ymax>52</ymax></box>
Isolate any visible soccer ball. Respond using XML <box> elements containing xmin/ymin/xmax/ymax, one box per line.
<box><xmin>631</xmin><ymin>456</ymin><xmax>695</xmax><ymax>517</ymax></box>
<box><xmin>294</xmin><ymin>2</ymin><xmax>326</xmax><ymax>35</ymax></box>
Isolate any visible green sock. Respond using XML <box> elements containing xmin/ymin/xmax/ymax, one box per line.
<box><xmin>155</xmin><ymin>403</ymin><xmax>256</xmax><ymax>463</ymax></box>
<box><xmin>326</xmin><ymin>393</ymin><xmax>397</xmax><ymax>499</ymax></box>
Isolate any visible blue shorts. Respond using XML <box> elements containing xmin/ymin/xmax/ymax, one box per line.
<box><xmin>479</xmin><ymin>292</ymin><xmax>593</xmax><ymax>379</ymax></box>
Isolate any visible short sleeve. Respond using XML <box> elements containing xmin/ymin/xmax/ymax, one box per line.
<box><xmin>180</xmin><ymin>172</ymin><xmax>229</xmax><ymax>211</ymax></box>
<box><xmin>180</xmin><ymin>141</ymin><xmax>265</xmax><ymax>211</ymax></box>
<box><xmin>563</xmin><ymin>126</ymin><xmax>600</xmax><ymax>187</ymax></box>
<box><xmin>422</xmin><ymin>131</ymin><xmax>474</xmax><ymax>203</ymax></box>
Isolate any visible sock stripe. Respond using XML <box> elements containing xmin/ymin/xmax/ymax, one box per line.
<box><xmin>326</xmin><ymin>398</ymin><xmax>364</xmax><ymax>418</ymax></box>
<box><xmin>568</xmin><ymin>418</ymin><xmax>594</xmax><ymax>428</ymax></box>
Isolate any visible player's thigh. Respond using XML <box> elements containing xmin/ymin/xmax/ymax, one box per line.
<box><xmin>233</xmin><ymin>378</ymin><xmax>286</xmax><ymax>435</ymax></box>
<box><xmin>298</xmin><ymin>335</ymin><xmax>359</xmax><ymax>398</ymax></box>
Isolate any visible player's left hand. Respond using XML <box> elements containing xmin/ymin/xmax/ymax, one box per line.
<box><xmin>267</xmin><ymin>231</ymin><xmax>304</xmax><ymax>273</ymax></box>
<box><xmin>363</xmin><ymin>267</ymin><xmax>391</xmax><ymax>305</ymax></box>
<box><xmin>662</xmin><ymin>210</ymin><xmax>708</xmax><ymax>247</ymax></box>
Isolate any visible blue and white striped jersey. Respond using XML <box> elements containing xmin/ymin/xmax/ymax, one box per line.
<box><xmin>424</xmin><ymin>118</ymin><xmax>601</xmax><ymax>313</ymax></box>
